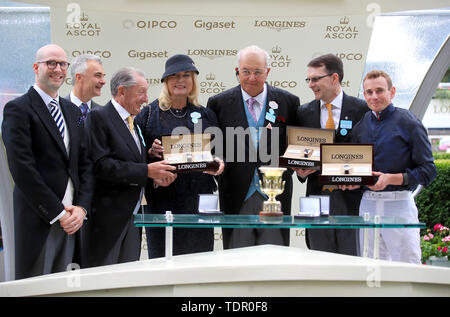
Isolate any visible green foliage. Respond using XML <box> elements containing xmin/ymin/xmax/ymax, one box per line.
<box><xmin>416</xmin><ymin>159</ymin><xmax>450</xmax><ymax>231</ymax></box>
<box><xmin>433</xmin><ymin>153</ymin><xmax>450</xmax><ymax>160</ymax></box>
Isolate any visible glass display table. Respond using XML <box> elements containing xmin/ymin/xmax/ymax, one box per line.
<box><xmin>134</xmin><ymin>213</ymin><xmax>425</xmax><ymax>259</ymax></box>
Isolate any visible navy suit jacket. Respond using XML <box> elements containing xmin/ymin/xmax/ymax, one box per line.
<box><xmin>86</xmin><ymin>101</ymin><xmax>147</xmax><ymax>266</ymax></box>
<box><xmin>1</xmin><ymin>87</ymin><xmax>93</xmax><ymax>278</ymax></box>
<box><xmin>296</xmin><ymin>92</ymin><xmax>369</xmax><ymax>214</ymax></box>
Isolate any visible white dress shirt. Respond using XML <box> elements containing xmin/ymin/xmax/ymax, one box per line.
<box><xmin>320</xmin><ymin>89</ymin><xmax>343</xmax><ymax>129</ymax></box>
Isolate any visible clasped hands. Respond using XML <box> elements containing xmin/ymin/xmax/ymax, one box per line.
<box><xmin>59</xmin><ymin>205</ymin><xmax>86</xmax><ymax>235</ymax></box>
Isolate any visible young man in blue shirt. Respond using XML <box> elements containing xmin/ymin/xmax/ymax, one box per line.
<box><xmin>343</xmin><ymin>70</ymin><xmax>436</xmax><ymax>264</ymax></box>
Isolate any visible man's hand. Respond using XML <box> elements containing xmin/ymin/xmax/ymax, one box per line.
<box><xmin>148</xmin><ymin>160</ymin><xmax>176</xmax><ymax>179</ymax></box>
<box><xmin>148</xmin><ymin>139</ymin><xmax>163</xmax><ymax>159</ymax></box>
<box><xmin>204</xmin><ymin>157</ymin><xmax>225</xmax><ymax>176</ymax></box>
<box><xmin>367</xmin><ymin>171</ymin><xmax>403</xmax><ymax>191</ymax></box>
<box><xmin>59</xmin><ymin>205</ymin><xmax>86</xmax><ymax>235</ymax></box>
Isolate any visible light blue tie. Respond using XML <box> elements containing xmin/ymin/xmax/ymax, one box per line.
<box><xmin>49</xmin><ymin>99</ymin><xmax>65</xmax><ymax>138</ymax></box>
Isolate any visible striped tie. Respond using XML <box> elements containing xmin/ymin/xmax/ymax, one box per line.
<box><xmin>49</xmin><ymin>99</ymin><xmax>65</xmax><ymax>138</ymax></box>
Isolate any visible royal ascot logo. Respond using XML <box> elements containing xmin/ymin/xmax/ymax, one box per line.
<box><xmin>128</xmin><ymin>49</ymin><xmax>169</xmax><ymax>60</ymax></box>
<box><xmin>71</xmin><ymin>50</ymin><xmax>111</xmax><ymax>59</ymax></box>
<box><xmin>66</xmin><ymin>12</ymin><xmax>101</xmax><ymax>37</ymax></box>
<box><xmin>254</xmin><ymin>19</ymin><xmax>306</xmax><ymax>32</ymax></box>
<box><xmin>193</xmin><ymin>19</ymin><xmax>237</xmax><ymax>31</ymax></box>
<box><xmin>200</xmin><ymin>73</ymin><xmax>227</xmax><ymax>94</ymax></box>
<box><xmin>269</xmin><ymin>46</ymin><xmax>292</xmax><ymax>68</ymax></box>
<box><xmin>186</xmin><ymin>49</ymin><xmax>238</xmax><ymax>60</ymax></box>
<box><xmin>324</xmin><ymin>16</ymin><xmax>359</xmax><ymax>40</ymax></box>
<box><xmin>122</xmin><ymin>19</ymin><xmax>178</xmax><ymax>30</ymax></box>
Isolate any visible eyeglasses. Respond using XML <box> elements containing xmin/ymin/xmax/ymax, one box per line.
<box><xmin>37</xmin><ymin>60</ymin><xmax>70</xmax><ymax>70</ymax></box>
<box><xmin>305</xmin><ymin>73</ymin><xmax>333</xmax><ymax>84</ymax></box>
<box><xmin>240</xmin><ymin>68</ymin><xmax>267</xmax><ymax>78</ymax></box>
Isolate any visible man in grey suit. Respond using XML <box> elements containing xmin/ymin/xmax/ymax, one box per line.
<box><xmin>294</xmin><ymin>54</ymin><xmax>369</xmax><ymax>256</ymax></box>
<box><xmin>66</xmin><ymin>54</ymin><xmax>106</xmax><ymax>118</ymax></box>
<box><xmin>64</xmin><ymin>54</ymin><xmax>105</xmax><ymax>267</ymax></box>
<box><xmin>2</xmin><ymin>44</ymin><xmax>94</xmax><ymax>279</ymax></box>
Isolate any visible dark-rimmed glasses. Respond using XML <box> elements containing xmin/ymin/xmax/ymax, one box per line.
<box><xmin>305</xmin><ymin>73</ymin><xmax>333</xmax><ymax>84</ymax></box>
<box><xmin>37</xmin><ymin>60</ymin><xmax>70</xmax><ymax>70</ymax></box>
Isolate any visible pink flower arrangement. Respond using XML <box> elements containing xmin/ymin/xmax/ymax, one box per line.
<box><xmin>421</xmin><ymin>223</ymin><xmax>450</xmax><ymax>264</ymax></box>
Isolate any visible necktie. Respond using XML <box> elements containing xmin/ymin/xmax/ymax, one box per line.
<box><xmin>247</xmin><ymin>97</ymin><xmax>258</xmax><ymax>122</ymax></box>
<box><xmin>323</xmin><ymin>103</ymin><xmax>336</xmax><ymax>192</ymax></box>
<box><xmin>49</xmin><ymin>99</ymin><xmax>65</xmax><ymax>138</ymax></box>
<box><xmin>376</xmin><ymin>112</ymin><xmax>381</xmax><ymax>120</ymax></box>
<box><xmin>325</xmin><ymin>103</ymin><xmax>335</xmax><ymax>129</ymax></box>
<box><xmin>126</xmin><ymin>116</ymin><xmax>134</xmax><ymax>133</ymax></box>
<box><xmin>80</xmin><ymin>102</ymin><xmax>89</xmax><ymax>121</ymax></box>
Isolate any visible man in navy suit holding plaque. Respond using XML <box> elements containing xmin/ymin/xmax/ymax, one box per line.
<box><xmin>207</xmin><ymin>45</ymin><xmax>299</xmax><ymax>249</ymax></box>
<box><xmin>294</xmin><ymin>54</ymin><xmax>369</xmax><ymax>256</ymax></box>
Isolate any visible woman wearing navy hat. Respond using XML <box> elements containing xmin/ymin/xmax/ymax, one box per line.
<box><xmin>135</xmin><ymin>54</ymin><xmax>224</xmax><ymax>259</ymax></box>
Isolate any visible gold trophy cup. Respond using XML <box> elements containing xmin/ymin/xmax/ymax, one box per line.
<box><xmin>259</xmin><ymin>167</ymin><xmax>286</xmax><ymax>222</ymax></box>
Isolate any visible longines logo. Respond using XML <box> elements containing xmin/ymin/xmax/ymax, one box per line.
<box><xmin>324</xmin><ymin>16</ymin><xmax>359</xmax><ymax>40</ymax></box>
<box><xmin>71</xmin><ymin>50</ymin><xmax>111</xmax><ymax>59</ymax></box>
<box><xmin>186</xmin><ymin>49</ymin><xmax>237</xmax><ymax>60</ymax></box>
<box><xmin>123</xmin><ymin>19</ymin><xmax>178</xmax><ymax>30</ymax></box>
<box><xmin>66</xmin><ymin>12</ymin><xmax>101</xmax><ymax>37</ymax></box>
<box><xmin>200</xmin><ymin>73</ymin><xmax>227</xmax><ymax>94</ymax></box>
<box><xmin>254</xmin><ymin>19</ymin><xmax>306</xmax><ymax>32</ymax></box>
<box><xmin>269</xmin><ymin>46</ymin><xmax>292</xmax><ymax>68</ymax></box>
<box><xmin>194</xmin><ymin>19</ymin><xmax>236</xmax><ymax>30</ymax></box>
<box><xmin>146</xmin><ymin>78</ymin><xmax>162</xmax><ymax>86</ymax></box>
<box><xmin>331</xmin><ymin>153</ymin><xmax>364</xmax><ymax>163</ymax></box>
<box><xmin>128</xmin><ymin>49</ymin><xmax>169</xmax><ymax>60</ymax></box>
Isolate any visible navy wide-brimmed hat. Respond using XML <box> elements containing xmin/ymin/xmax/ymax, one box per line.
<box><xmin>161</xmin><ymin>54</ymin><xmax>199</xmax><ymax>81</ymax></box>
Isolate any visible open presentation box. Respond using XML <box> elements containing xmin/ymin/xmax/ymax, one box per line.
<box><xmin>280</xmin><ymin>126</ymin><xmax>334</xmax><ymax>170</ymax></box>
<box><xmin>319</xmin><ymin>143</ymin><xmax>376</xmax><ymax>185</ymax></box>
<box><xmin>162</xmin><ymin>133</ymin><xmax>219</xmax><ymax>173</ymax></box>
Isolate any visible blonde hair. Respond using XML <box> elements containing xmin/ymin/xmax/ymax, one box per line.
<box><xmin>158</xmin><ymin>72</ymin><xmax>200</xmax><ymax>111</ymax></box>
<box><xmin>363</xmin><ymin>70</ymin><xmax>393</xmax><ymax>89</ymax></box>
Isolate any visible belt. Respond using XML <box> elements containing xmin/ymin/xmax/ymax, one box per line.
<box><xmin>363</xmin><ymin>190</ymin><xmax>412</xmax><ymax>200</ymax></box>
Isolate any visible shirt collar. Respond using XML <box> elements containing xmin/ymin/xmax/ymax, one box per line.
<box><xmin>111</xmin><ymin>98</ymin><xmax>132</xmax><ymax>120</ymax></box>
<box><xmin>241</xmin><ymin>83</ymin><xmax>267</xmax><ymax>107</ymax></box>
<box><xmin>371</xmin><ymin>103</ymin><xmax>395</xmax><ymax>121</ymax></box>
<box><xmin>70</xmin><ymin>91</ymin><xmax>91</xmax><ymax>108</ymax></box>
<box><xmin>33</xmin><ymin>84</ymin><xmax>60</xmax><ymax>108</ymax></box>
<box><xmin>320</xmin><ymin>89</ymin><xmax>343</xmax><ymax>110</ymax></box>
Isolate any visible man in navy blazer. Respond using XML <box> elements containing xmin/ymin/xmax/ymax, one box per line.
<box><xmin>207</xmin><ymin>45</ymin><xmax>299</xmax><ymax>249</ymax></box>
<box><xmin>1</xmin><ymin>44</ymin><xmax>94</xmax><ymax>279</ymax></box>
<box><xmin>295</xmin><ymin>54</ymin><xmax>369</xmax><ymax>255</ymax></box>
<box><xmin>86</xmin><ymin>67</ymin><xmax>177</xmax><ymax>267</ymax></box>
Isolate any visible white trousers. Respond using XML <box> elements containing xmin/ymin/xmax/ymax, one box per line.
<box><xmin>359</xmin><ymin>191</ymin><xmax>421</xmax><ymax>264</ymax></box>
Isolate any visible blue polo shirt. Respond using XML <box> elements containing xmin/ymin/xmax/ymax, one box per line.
<box><xmin>352</xmin><ymin>104</ymin><xmax>436</xmax><ymax>191</ymax></box>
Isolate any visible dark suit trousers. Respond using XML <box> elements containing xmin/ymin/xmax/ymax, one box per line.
<box><xmin>222</xmin><ymin>192</ymin><xmax>288</xmax><ymax>249</ymax></box>
<box><xmin>27</xmin><ymin>223</ymin><xmax>75</xmax><ymax>279</ymax></box>
<box><xmin>306</xmin><ymin>190</ymin><xmax>360</xmax><ymax>256</ymax></box>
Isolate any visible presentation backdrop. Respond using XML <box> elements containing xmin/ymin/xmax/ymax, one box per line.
<box><xmin>51</xmin><ymin>7</ymin><xmax>373</xmax><ymax>106</ymax></box>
